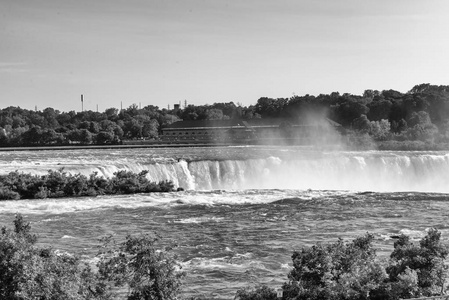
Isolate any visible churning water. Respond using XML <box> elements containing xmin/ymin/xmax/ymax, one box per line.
<box><xmin>1</xmin><ymin>146</ymin><xmax>449</xmax><ymax>299</ymax></box>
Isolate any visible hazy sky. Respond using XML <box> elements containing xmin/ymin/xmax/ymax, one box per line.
<box><xmin>1</xmin><ymin>0</ymin><xmax>449</xmax><ymax>112</ymax></box>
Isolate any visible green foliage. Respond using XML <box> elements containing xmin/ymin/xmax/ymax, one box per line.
<box><xmin>0</xmin><ymin>169</ymin><xmax>176</xmax><ymax>200</ymax></box>
<box><xmin>0</xmin><ymin>214</ymin><xmax>106</xmax><ymax>300</ymax></box>
<box><xmin>98</xmin><ymin>234</ymin><xmax>185</xmax><ymax>300</ymax></box>
<box><xmin>353</xmin><ymin>114</ymin><xmax>371</xmax><ymax>133</ymax></box>
<box><xmin>235</xmin><ymin>285</ymin><xmax>278</xmax><ymax>300</ymax></box>
<box><xmin>2</xmin><ymin>83</ymin><xmax>449</xmax><ymax>147</ymax></box>
<box><xmin>377</xmin><ymin>140</ymin><xmax>449</xmax><ymax>151</ymax></box>
<box><xmin>369</xmin><ymin>119</ymin><xmax>391</xmax><ymax>141</ymax></box>
<box><xmin>387</xmin><ymin>228</ymin><xmax>449</xmax><ymax>297</ymax></box>
<box><xmin>1</xmin><ymin>215</ymin><xmax>184</xmax><ymax>300</ymax></box>
<box><xmin>283</xmin><ymin>233</ymin><xmax>387</xmax><ymax>300</ymax></box>
<box><xmin>277</xmin><ymin>230</ymin><xmax>449</xmax><ymax>300</ymax></box>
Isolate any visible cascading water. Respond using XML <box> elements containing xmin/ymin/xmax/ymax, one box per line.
<box><xmin>1</xmin><ymin>149</ymin><xmax>449</xmax><ymax>192</ymax></box>
<box><xmin>179</xmin><ymin>153</ymin><xmax>449</xmax><ymax>192</ymax></box>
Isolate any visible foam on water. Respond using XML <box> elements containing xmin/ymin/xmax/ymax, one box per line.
<box><xmin>173</xmin><ymin>216</ymin><xmax>225</xmax><ymax>224</ymax></box>
<box><xmin>0</xmin><ymin>189</ymin><xmax>341</xmax><ymax>215</ymax></box>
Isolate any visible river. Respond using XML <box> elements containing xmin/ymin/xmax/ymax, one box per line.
<box><xmin>0</xmin><ymin>146</ymin><xmax>448</xmax><ymax>299</ymax></box>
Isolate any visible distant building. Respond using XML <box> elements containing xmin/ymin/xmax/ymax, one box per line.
<box><xmin>160</xmin><ymin>118</ymin><xmax>342</xmax><ymax>144</ymax></box>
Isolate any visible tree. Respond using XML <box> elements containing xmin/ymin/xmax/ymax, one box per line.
<box><xmin>0</xmin><ymin>215</ymin><xmax>106</xmax><ymax>300</ymax></box>
<box><xmin>105</xmin><ymin>108</ymin><xmax>119</xmax><ymax>121</ymax></box>
<box><xmin>283</xmin><ymin>233</ymin><xmax>387</xmax><ymax>300</ymax></box>
<box><xmin>142</xmin><ymin>119</ymin><xmax>159</xmax><ymax>139</ymax></box>
<box><xmin>367</xmin><ymin>100</ymin><xmax>392</xmax><ymax>121</ymax></box>
<box><xmin>255</xmin><ymin>97</ymin><xmax>282</xmax><ymax>118</ymax></box>
<box><xmin>387</xmin><ymin>229</ymin><xmax>449</xmax><ymax>297</ymax></box>
<box><xmin>369</xmin><ymin>119</ymin><xmax>391</xmax><ymax>141</ymax></box>
<box><xmin>406</xmin><ymin>111</ymin><xmax>439</xmax><ymax>142</ymax></box>
<box><xmin>0</xmin><ymin>127</ymin><xmax>8</xmax><ymax>146</ymax></box>
<box><xmin>96</xmin><ymin>131</ymin><xmax>116</xmax><ymax>144</ymax></box>
<box><xmin>353</xmin><ymin>115</ymin><xmax>371</xmax><ymax>133</ymax></box>
<box><xmin>363</xmin><ymin>89</ymin><xmax>380</xmax><ymax>99</ymax></box>
<box><xmin>332</xmin><ymin>100</ymin><xmax>369</xmax><ymax>127</ymax></box>
<box><xmin>98</xmin><ymin>234</ymin><xmax>184</xmax><ymax>300</ymax></box>
<box><xmin>204</xmin><ymin>108</ymin><xmax>224</xmax><ymax>120</ymax></box>
<box><xmin>42</xmin><ymin>107</ymin><xmax>60</xmax><ymax>128</ymax></box>
<box><xmin>235</xmin><ymin>285</ymin><xmax>278</xmax><ymax>300</ymax></box>
<box><xmin>22</xmin><ymin>126</ymin><xmax>43</xmax><ymax>145</ymax></box>
<box><xmin>67</xmin><ymin>129</ymin><xmax>93</xmax><ymax>144</ymax></box>
<box><xmin>124</xmin><ymin>119</ymin><xmax>143</xmax><ymax>139</ymax></box>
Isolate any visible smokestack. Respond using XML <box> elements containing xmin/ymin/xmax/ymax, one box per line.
<box><xmin>81</xmin><ymin>94</ymin><xmax>84</xmax><ymax>112</ymax></box>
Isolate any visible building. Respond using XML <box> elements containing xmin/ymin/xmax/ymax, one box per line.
<box><xmin>160</xmin><ymin>118</ymin><xmax>342</xmax><ymax>145</ymax></box>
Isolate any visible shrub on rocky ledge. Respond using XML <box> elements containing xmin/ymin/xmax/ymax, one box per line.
<box><xmin>0</xmin><ymin>169</ymin><xmax>176</xmax><ymax>200</ymax></box>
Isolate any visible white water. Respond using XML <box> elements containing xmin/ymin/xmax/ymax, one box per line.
<box><xmin>1</xmin><ymin>149</ymin><xmax>448</xmax><ymax>192</ymax></box>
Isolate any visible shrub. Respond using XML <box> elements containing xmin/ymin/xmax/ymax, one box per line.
<box><xmin>386</xmin><ymin>228</ymin><xmax>449</xmax><ymax>297</ymax></box>
<box><xmin>105</xmin><ymin>170</ymin><xmax>175</xmax><ymax>195</ymax></box>
<box><xmin>1</xmin><ymin>215</ymin><xmax>184</xmax><ymax>300</ymax></box>
<box><xmin>235</xmin><ymin>285</ymin><xmax>278</xmax><ymax>300</ymax></box>
<box><xmin>0</xmin><ymin>186</ymin><xmax>20</xmax><ymax>200</ymax></box>
<box><xmin>283</xmin><ymin>233</ymin><xmax>387</xmax><ymax>300</ymax></box>
<box><xmin>0</xmin><ymin>214</ymin><xmax>107</xmax><ymax>300</ymax></box>
<box><xmin>0</xmin><ymin>169</ymin><xmax>176</xmax><ymax>200</ymax></box>
<box><xmin>97</xmin><ymin>234</ymin><xmax>185</xmax><ymax>300</ymax></box>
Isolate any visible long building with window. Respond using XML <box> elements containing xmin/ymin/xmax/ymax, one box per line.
<box><xmin>160</xmin><ymin>118</ymin><xmax>342</xmax><ymax>145</ymax></box>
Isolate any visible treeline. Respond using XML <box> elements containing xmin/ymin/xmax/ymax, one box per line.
<box><xmin>2</xmin><ymin>215</ymin><xmax>448</xmax><ymax>300</ymax></box>
<box><xmin>0</xmin><ymin>103</ymin><xmax>258</xmax><ymax>146</ymax></box>
<box><xmin>255</xmin><ymin>83</ymin><xmax>449</xmax><ymax>147</ymax></box>
<box><xmin>1</xmin><ymin>83</ymin><xmax>449</xmax><ymax>146</ymax></box>
<box><xmin>0</xmin><ymin>169</ymin><xmax>175</xmax><ymax>200</ymax></box>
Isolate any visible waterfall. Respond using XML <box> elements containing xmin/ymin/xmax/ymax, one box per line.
<box><xmin>141</xmin><ymin>153</ymin><xmax>449</xmax><ymax>192</ymax></box>
<box><xmin>2</xmin><ymin>151</ymin><xmax>448</xmax><ymax>193</ymax></box>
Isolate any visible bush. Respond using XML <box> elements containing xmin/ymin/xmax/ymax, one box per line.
<box><xmin>242</xmin><ymin>230</ymin><xmax>449</xmax><ymax>300</ymax></box>
<box><xmin>235</xmin><ymin>285</ymin><xmax>278</xmax><ymax>300</ymax></box>
<box><xmin>0</xmin><ymin>169</ymin><xmax>176</xmax><ymax>200</ymax></box>
<box><xmin>0</xmin><ymin>215</ymin><xmax>184</xmax><ymax>300</ymax></box>
<box><xmin>98</xmin><ymin>234</ymin><xmax>185</xmax><ymax>300</ymax></box>
<box><xmin>283</xmin><ymin>233</ymin><xmax>387</xmax><ymax>300</ymax></box>
<box><xmin>387</xmin><ymin>228</ymin><xmax>449</xmax><ymax>298</ymax></box>
<box><xmin>0</xmin><ymin>187</ymin><xmax>20</xmax><ymax>200</ymax></box>
<box><xmin>0</xmin><ymin>214</ymin><xmax>106</xmax><ymax>300</ymax></box>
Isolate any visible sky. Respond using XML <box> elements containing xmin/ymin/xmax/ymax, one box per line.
<box><xmin>1</xmin><ymin>0</ymin><xmax>449</xmax><ymax>112</ymax></box>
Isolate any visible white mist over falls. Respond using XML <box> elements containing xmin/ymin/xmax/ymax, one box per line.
<box><xmin>1</xmin><ymin>147</ymin><xmax>449</xmax><ymax>299</ymax></box>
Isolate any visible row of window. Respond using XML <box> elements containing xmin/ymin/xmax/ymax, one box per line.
<box><xmin>165</xmin><ymin>131</ymin><xmax>215</xmax><ymax>136</ymax></box>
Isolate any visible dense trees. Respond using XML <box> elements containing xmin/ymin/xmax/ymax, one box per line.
<box><xmin>1</xmin><ymin>83</ymin><xmax>449</xmax><ymax>147</ymax></box>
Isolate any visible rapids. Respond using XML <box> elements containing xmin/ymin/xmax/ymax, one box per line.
<box><xmin>0</xmin><ymin>146</ymin><xmax>449</xmax><ymax>299</ymax></box>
